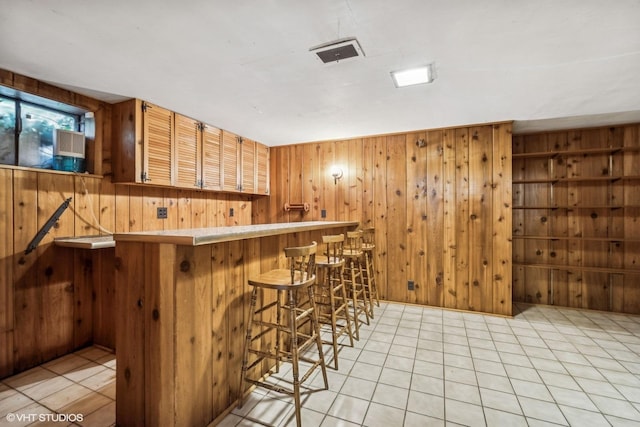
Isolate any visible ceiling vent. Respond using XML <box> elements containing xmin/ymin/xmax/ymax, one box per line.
<box><xmin>310</xmin><ymin>37</ymin><xmax>365</xmax><ymax>64</ymax></box>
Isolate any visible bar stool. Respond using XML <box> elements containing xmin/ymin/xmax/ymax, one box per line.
<box><xmin>239</xmin><ymin>241</ymin><xmax>328</xmax><ymax>427</ymax></box>
<box><xmin>361</xmin><ymin>227</ymin><xmax>380</xmax><ymax>310</ymax></box>
<box><xmin>315</xmin><ymin>234</ymin><xmax>354</xmax><ymax>370</ymax></box>
<box><xmin>342</xmin><ymin>230</ymin><xmax>370</xmax><ymax>340</ymax></box>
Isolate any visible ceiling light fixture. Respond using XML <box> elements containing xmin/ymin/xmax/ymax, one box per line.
<box><xmin>391</xmin><ymin>64</ymin><xmax>434</xmax><ymax>88</ymax></box>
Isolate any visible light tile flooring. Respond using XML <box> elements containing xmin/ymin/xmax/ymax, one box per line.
<box><xmin>0</xmin><ymin>346</ymin><xmax>115</xmax><ymax>427</ymax></box>
<box><xmin>1</xmin><ymin>302</ymin><xmax>639</xmax><ymax>426</ymax></box>
<box><xmin>221</xmin><ymin>302</ymin><xmax>640</xmax><ymax>427</ymax></box>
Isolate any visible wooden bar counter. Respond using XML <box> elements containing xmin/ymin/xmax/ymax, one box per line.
<box><xmin>113</xmin><ymin>221</ymin><xmax>358</xmax><ymax>427</ymax></box>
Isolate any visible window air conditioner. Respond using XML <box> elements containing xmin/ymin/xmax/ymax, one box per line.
<box><xmin>54</xmin><ymin>129</ymin><xmax>85</xmax><ymax>158</ymax></box>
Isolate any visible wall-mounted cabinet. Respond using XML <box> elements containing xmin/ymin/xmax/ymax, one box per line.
<box><xmin>221</xmin><ymin>130</ymin><xmax>270</xmax><ymax>194</ymax></box>
<box><xmin>112</xmin><ymin>99</ymin><xmax>268</xmax><ymax>195</ymax></box>
<box><xmin>174</xmin><ymin>114</ymin><xmax>222</xmax><ymax>190</ymax></box>
<box><xmin>512</xmin><ymin>125</ymin><xmax>640</xmax><ymax>313</ymax></box>
<box><xmin>112</xmin><ymin>99</ymin><xmax>173</xmax><ymax>186</ymax></box>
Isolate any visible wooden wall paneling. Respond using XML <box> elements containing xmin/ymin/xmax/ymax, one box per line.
<box><xmin>142</xmin><ymin>187</ymin><xmax>165</xmax><ymax>231</ymax></box>
<box><xmin>442</xmin><ymin>129</ymin><xmax>457</xmax><ymax>309</ymax></box>
<box><xmin>348</xmin><ymin>138</ymin><xmax>363</xmax><ymax>222</ymax></box>
<box><xmin>385</xmin><ymin>135</ymin><xmax>407</xmax><ymax>302</ymax></box>
<box><xmin>229</xmin><ymin>195</ymin><xmax>252</xmax><ymax>226</ymax></box>
<box><xmin>74</xmin><ymin>175</ymin><xmax>101</xmax><ymax>236</ymax></box>
<box><xmin>227</xmin><ymin>240</ymin><xmax>245</xmax><ymax>402</ymax></box>
<box><xmin>128</xmin><ymin>186</ymin><xmax>144</xmax><ymax>232</ymax></box>
<box><xmin>372</xmin><ymin>136</ymin><xmax>388</xmax><ymax>299</ymax></box>
<box><xmin>177</xmin><ymin>190</ymin><xmax>193</xmax><ymax>229</ymax></box>
<box><xmin>164</xmin><ymin>188</ymin><xmax>179</xmax><ymax>230</ymax></box>
<box><xmin>469</xmin><ymin>126</ymin><xmax>493</xmax><ymax>312</ymax></box>
<box><xmin>191</xmin><ymin>194</ymin><xmax>207</xmax><ymax>228</ymax></box>
<box><xmin>98</xmin><ymin>179</ymin><xmax>116</xmax><ymax>235</ymax></box>
<box><xmin>92</xmin><ymin>248</ymin><xmax>115</xmax><ymax>349</ymax></box>
<box><xmin>0</xmin><ymin>169</ymin><xmax>13</xmax><ymax>377</ymax></box>
<box><xmin>115</xmin><ymin>242</ymin><xmax>146</xmax><ymax>425</ymax></box>
<box><xmin>491</xmin><ymin>123</ymin><xmax>512</xmax><ymax>316</ymax></box>
<box><xmin>335</xmin><ymin>140</ymin><xmax>349</xmax><ymax>221</ymax></box>
<box><xmin>623</xmin><ymin>125</ymin><xmax>640</xmax><ymax>313</ymax></box>
<box><xmin>210</xmin><ymin>242</ymin><xmax>229</xmax><ymax>414</ymax></box>
<box><xmin>73</xmin><ymin>249</ymin><xmax>93</xmax><ymax>349</ymax></box>
<box><xmin>37</xmin><ymin>173</ymin><xmax>75</xmax><ymax>362</ymax></box>
<box><xmin>114</xmin><ymin>184</ymin><xmax>130</xmax><ymax>233</ymax></box>
<box><xmin>290</xmin><ymin>145</ymin><xmax>304</xmax><ymax>222</ymax></box>
<box><xmin>302</xmin><ymin>143</ymin><xmax>316</xmax><ymax>221</ymax></box>
<box><xmin>425</xmin><ymin>131</ymin><xmax>444</xmax><ymax>307</ymax></box>
<box><xmin>174</xmin><ymin>244</ymin><xmax>213</xmax><ymax>426</ymax></box>
<box><xmin>406</xmin><ymin>132</ymin><xmax>427</xmax><ymax>305</ymax></box>
<box><xmin>141</xmin><ymin>243</ymin><xmax>178</xmax><ymax>422</ymax></box>
<box><xmin>272</xmin><ymin>147</ymin><xmax>290</xmax><ymax>223</ymax></box>
<box><xmin>362</xmin><ymin>137</ymin><xmax>375</xmax><ymax>228</ymax></box>
<box><xmin>454</xmin><ymin>128</ymin><xmax>470</xmax><ymax>310</ymax></box>
<box><xmin>97</xmin><ymin>103</ymin><xmax>112</xmax><ymax>177</ymax></box>
<box><xmin>319</xmin><ymin>142</ymin><xmax>336</xmax><ymax>221</ymax></box>
<box><xmin>548</xmin><ymin>133</ymin><xmax>569</xmax><ymax>305</ymax></box>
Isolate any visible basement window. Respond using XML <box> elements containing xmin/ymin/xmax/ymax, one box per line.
<box><xmin>0</xmin><ymin>89</ymin><xmax>84</xmax><ymax>170</ymax></box>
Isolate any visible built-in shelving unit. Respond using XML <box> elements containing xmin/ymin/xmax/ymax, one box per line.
<box><xmin>512</xmin><ymin>125</ymin><xmax>640</xmax><ymax>313</ymax></box>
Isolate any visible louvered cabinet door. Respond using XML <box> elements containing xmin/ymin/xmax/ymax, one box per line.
<box><xmin>221</xmin><ymin>130</ymin><xmax>240</xmax><ymax>192</ymax></box>
<box><xmin>142</xmin><ymin>102</ymin><xmax>174</xmax><ymax>186</ymax></box>
<box><xmin>240</xmin><ymin>138</ymin><xmax>256</xmax><ymax>193</ymax></box>
<box><xmin>174</xmin><ymin>114</ymin><xmax>201</xmax><ymax>189</ymax></box>
<box><xmin>256</xmin><ymin>142</ymin><xmax>270</xmax><ymax>194</ymax></box>
<box><xmin>201</xmin><ymin>125</ymin><xmax>222</xmax><ymax>191</ymax></box>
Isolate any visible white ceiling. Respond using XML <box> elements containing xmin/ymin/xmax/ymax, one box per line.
<box><xmin>1</xmin><ymin>0</ymin><xmax>639</xmax><ymax>146</ymax></box>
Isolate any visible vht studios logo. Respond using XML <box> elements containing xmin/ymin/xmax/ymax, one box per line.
<box><xmin>5</xmin><ymin>413</ymin><xmax>84</xmax><ymax>423</ymax></box>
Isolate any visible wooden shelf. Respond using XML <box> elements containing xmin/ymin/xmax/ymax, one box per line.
<box><xmin>514</xmin><ymin>262</ymin><xmax>640</xmax><ymax>275</ymax></box>
<box><xmin>512</xmin><ymin>235</ymin><xmax>640</xmax><ymax>243</ymax></box>
<box><xmin>512</xmin><ymin>146</ymin><xmax>640</xmax><ymax>159</ymax></box>
<box><xmin>514</xmin><ymin>176</ymin><xmax>623</xmax><ymax>184</ymax></box>
<box><xmin>512</xmin><ymin>205</ymin><xmax>632</xmax><ymax>210</ymax></box>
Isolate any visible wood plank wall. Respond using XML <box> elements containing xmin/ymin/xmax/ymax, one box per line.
<box><xmin>255</xmin><ymin>123</ymin><xmax>513</xmax><ymax>316</ymax></box>
<box><xmin>0</xmin><ymin>70</ymin><xmax>256</xmax><ymax>379</ymax></box>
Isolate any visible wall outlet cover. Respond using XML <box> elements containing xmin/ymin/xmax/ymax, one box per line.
<box><xmin>157</xmin><ymin>207</ymin><xmax>168</xmax><ymax>219</ymax></box>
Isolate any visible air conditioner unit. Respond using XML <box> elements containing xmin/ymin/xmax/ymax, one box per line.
<box><xmin>54</xmin><ymin>129</ymin><xmax>85</xmax><ymax>158</ymax></box>
<box><xmin>53</xmin><ymin>129</ymin><xmax>86</xmax><ymax>172</ymax></box>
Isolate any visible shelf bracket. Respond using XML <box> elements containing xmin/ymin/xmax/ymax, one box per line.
<box><xmin>25</xmin><ymin>197</ymin><xmax>72</xmax><ymax>254</ymax></box>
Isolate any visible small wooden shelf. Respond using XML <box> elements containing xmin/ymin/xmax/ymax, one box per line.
<box><xmin>54</xmin><ymin>235</ymin><xmax>115</xmax><ymax>249</ymax></box>
<box><xmin>511</xmin><ymin>205</ymin><xmax>632</xmax><ymax>210</ymax></box>
<box><xmin>513</xmin><ymin>176</ymin><xmax>623</xmax><ymax>184</ymax></box>
<box><xmin>512</xmin><ymin>235</ymin><xmax>640</xmax><ymax>243</ymax></box>
<box><xmin>514</xmin><ymin>262</ymin><xmax>640</xmax><ymax>275</ymax></box>
<box><xmin>512</xmin><ymin>146</ymin><xmax>640</xmax><ymax>159</ymax></box>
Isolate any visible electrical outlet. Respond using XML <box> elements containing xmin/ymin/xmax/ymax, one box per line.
<box><xmin>157</xmin><ymin>207</ymin><xmax>168</xmax><ymax>219</ymax></box>
<box><xmin>321</xmin><ymin>209</ymin><xmax>327</xmax><ymax>218</ymax></box>
<box><xmin>229</xmin><ymin>208</ymin><xmax>234</xmax><ymax>217</ymax></box>
<box><xmin>408</xmin><ymin>280</ymin><xmax>415</xmax><ymax>291</ymax></box>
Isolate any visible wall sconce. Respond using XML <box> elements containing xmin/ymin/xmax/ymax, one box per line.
<box><xmin>330</xmin><ymin>165</ymin><xmax>343</xmax><ymax>184</ymax></box>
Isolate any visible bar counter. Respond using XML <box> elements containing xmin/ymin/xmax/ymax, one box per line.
<box><xmin>114</xmin><ymin>221</ymin><xmax>358</xmax><ymax>427</ymax></box>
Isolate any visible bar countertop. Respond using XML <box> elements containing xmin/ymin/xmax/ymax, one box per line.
<box><xmin>112</xmin><ymin>221</ymin><xmax>359</xmax><ymax>246</ymax></box>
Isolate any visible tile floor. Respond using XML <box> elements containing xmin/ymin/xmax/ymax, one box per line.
<box><xmin>221</xmin><ymin>302</ymin><xmax>640</xmax><ymax>427</ymax></box>
<box><xmin>0</xmin><ymin>346</ymin><xmax>115</xmax><ymax>427</ymax></box>
<box><xmin>1</xmin><ymin>302</ymin><xmax>639</xmax><ymax>426</ymax></box>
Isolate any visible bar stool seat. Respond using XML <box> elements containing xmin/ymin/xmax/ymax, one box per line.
<box><xmin>315</xmin><ymin>234</ymin><xmax>354</xmax><ymax>369</ymax></box>
<box><xmin>239</xmin><ymin>241</ymin><xmax>328</xmax><ymax>427</ymax></box>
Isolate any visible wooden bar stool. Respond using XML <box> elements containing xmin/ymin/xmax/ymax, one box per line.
<box><xmin>361</xmin><ymin>227</ymin><xmax>380</xmax><ymax>311</ymax></box>
<box><xmin>342</xmin><ymin>230</ymin><xmax>370</xmax><ymax>340</ymax></box>
<box><xmin>315</xmin><ymin>234</ymin><xmax>354</xmax><ymax>370</ymax></box>
<box><xmin>239</xmin><ymin>241</ymin><xmax>328</xmax><ymax>427</ymax></box>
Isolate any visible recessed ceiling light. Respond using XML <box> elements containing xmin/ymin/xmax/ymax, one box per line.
<box><xmin>390</xmin><ymin>65</ymin><xmax>434</xmax><ymax>88</ymax></box>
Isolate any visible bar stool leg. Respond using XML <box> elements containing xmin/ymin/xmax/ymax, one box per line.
<box><xmin>308</xmin><ymin>285</ymin><xmax>329</xmax><ymax>390</ymax></box>
<box><xmin>239</xmin><ymin>286</ymin><xmax>258</xmax><ymax>409</ymax></box>
<box><xmin>287</xmin><ymin>289</ymin><xmax>302</xmax><ymax>427</ymax></box>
